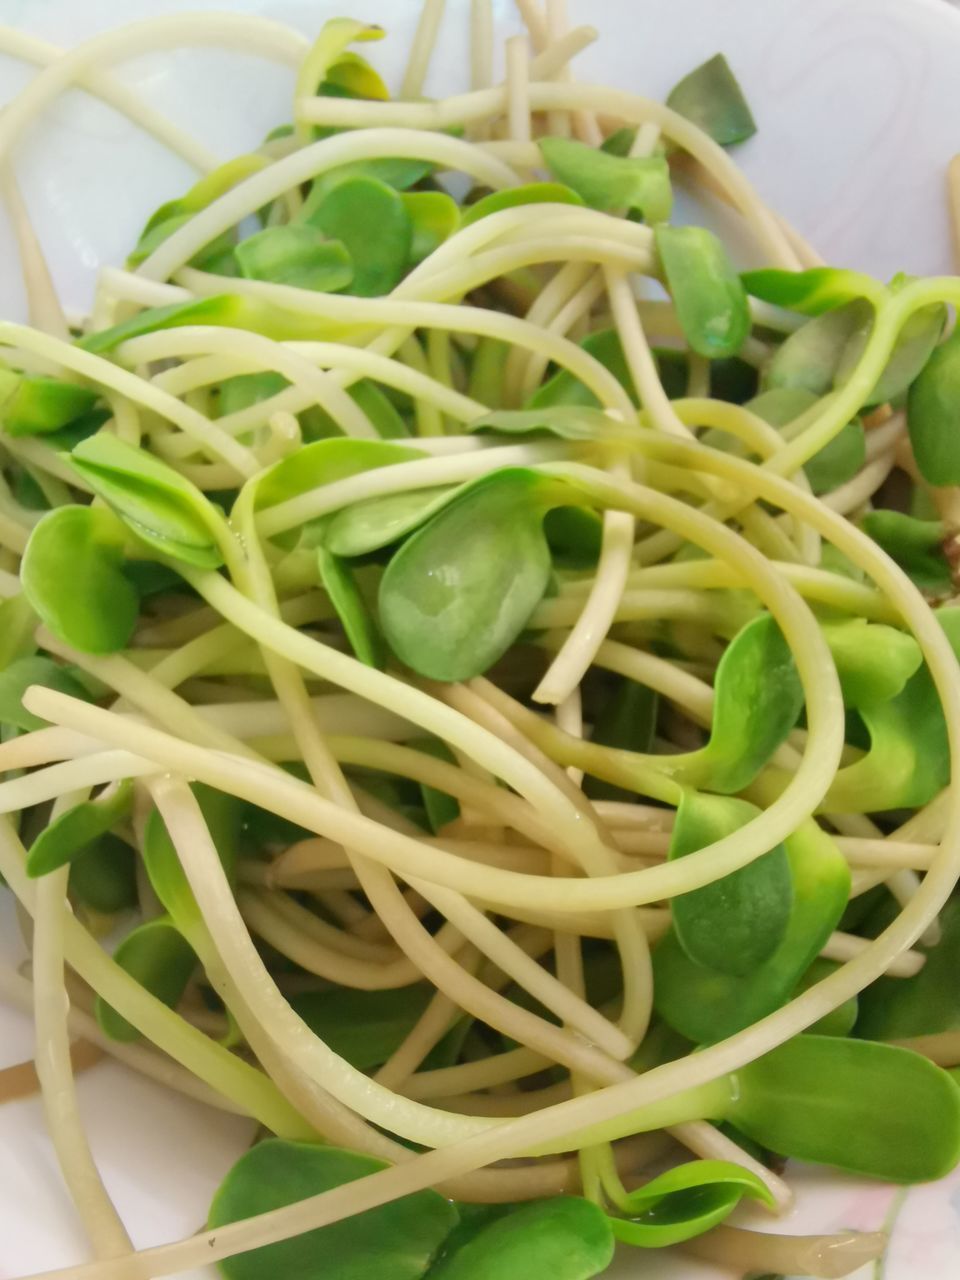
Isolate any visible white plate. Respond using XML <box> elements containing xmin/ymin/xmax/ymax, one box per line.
<box><xmin>2</xmin><ymin>1</ymin><xmax>960</xmax><ymax>1277</ymax></box>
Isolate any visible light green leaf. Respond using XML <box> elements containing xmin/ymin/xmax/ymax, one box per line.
<box><xmin>0</xmin><ymin>655</ymin><xmax>91</xmax><ymax>732</ymax></box>
<box><xmin>21</xmin><ymin>506</ymin><xmax>140</xmax><ymax>654</ymax></box>
<box><xmin>741</xmin><ymin>267</ymin><xmax>882</xmax><ymax>315</ymax></box>
<box><xmin>666</xmin><ymin>53</ymin><xmax>756</xmax><ymax>146</ymax></box>
<box><xmin>317</xmin><ymin>547</ymin><xmax>384</xmax><ymax>668</ymax></box>
<box><xmin>402</xmin><ymin>191</ymin><xmax>460</xmax><ymax>264</ymax></box>
<box><xmin>460</xmin><ymin>182</ymin><xmax>584</xmax><ymax>228</ymax></box>
<box><xmin>235</xmin><ymin>227</ymin><xmax>353</xmax><ymax>291</ymax></box>
<box><xmin>70</xmin><ymin>434</ymin><xmax>228</xmax><ymax>568</ymax></box>
<box><xmin>540</xmin><ymin>136</ymin><xmax>672</xmax><ymax>221</ymax></box>
<box><xmin>304</xmin><ymin>175</ymin><xmax>412</xmax><ymax>296</ymax></box>
<box><xmin>429</xmin><ymin>1197</ymin><xmax>613</xmax><ymax>1279</ymax></box>
<box><xmin>907</xmin><ymin>324</ymin><xmax>960</xmax><ymax>485</ymax></box>
<box><xmin>655</xmin><ymin>225</ymin><xmax>749</xmax><ymax>359</ymax></box>
<box><xmin>0</xmin><ymin>370</ymin><xmax>99</xmax><ymax>437</ymax></box>
<box><xmin>27</xmin><ymin>780</ymin><xmax>133</xmax><ymax>877</ymax></box>
<box><xmin>610</xmin><ymin>1159</ymin><xmax>772</xmax><ymax>1248</ymax></box>
<box><xmin>861</xmin><ymin>510</ymin><xmax>951</xmax><ymax>594</ymax></box>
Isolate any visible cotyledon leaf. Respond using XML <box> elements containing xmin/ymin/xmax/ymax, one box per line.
<box><xmin>288</xmin><ymin>985</ymin><xmax>434</xmax><ymax>1072</ymax></box>
<box><xmin>907</xmin><ymin>322</ymin><xmax>960</xmax><ymax>485</ymax></box>
<box><xmin>744</xmin><ymin>386</ymin><xmax>865</xmax><ymax>496</ymax></box>
<box><xmin>20</xmin><ymin>506</ymin><xmax>140</xmax><ymax>655</ymax></box>
<box><xmin>68</xmin><ymin>834</ymin><xmax>138</xmax><ymax>915</ymax></box>
<box><xmin>317</xmin><ymin>547</ymin><xmax>384</xmax><ymax>668</ymax></box>
<box><xmin>609</xmin><ymin>1159</ymin><xmax>773</xmax><ymax>1249</ymax></box>
<box><xmin>402</xmin><ymin>191</ymin><xmax>459</xmax><ymax>265</ymax></box>
<box><xmin>860</xmin><ymin>510</ymin><xmax>952</xmax><ymax>594</ymax></box>
<box><xmin>540</xmin><ymin>136</ymin><xmax>672</xmax><ymax>222</ymax></box>
<box><xmin>27</xmin><ymin>780</ymin><xmax>134</xmax><ymax>877</ymax></box>
<box><xmin>234</xmin><ymin>227</ymin><xmax>353</xmax><ymax>292</ymax></box>
<box><xmin>665</xmin><ymin>53</ymin><xmax>756</xmax><ymax>147</ymax></box>
<box><xmin>304</xmin><ymin>175</ymin><xmax>412</xmax><ymax>297</ymax></box>
<box><xmin>378</xmin><ymin>469</ymin><xmax>589</xmax><ymax>681</ymax></box>
<box><xmin>0</xmin><ymin>655</ymin><xmax>91</xmax><ymax>733</ymax></box>
<box><xmin>819</xmin><ymin>619</ymin><xmax>921</xmax><ymax>707</ymax></box>
<box><xmin>856</xmin><ymin>898</ymin><xmax>960</xmax><ymax>1041</ymax></box>
<box><xmin>428</xmin><ymin>1197</ymin><xmax>614</xmax><ymax>1279</ymax></box>
<box><xmin>653</xmin><ymin>820</ymin><xmax>850</xmax><ymax>1043</ymax></box>
<box><xmin>459</xmin><ymin>181</ymin><xmax>585</xmax><ymax>228</ymax></box>
<box><xmin>656</xmin><ymin>225</ymin><xmax>750</xmax><ymax>359</ymax></box>
<box><xmin>668</xmin><ymin>792</ymin><xmax>792</xmax><ymax>978</ymax></box>
<box><xmin>742</xmin><ymin>266</ymin><xmax>884</xmax><ymax>316</ymax></box>
<box><xmin>0</xmin><ymin>370</ymin><xmax>99</xmax><ymax>437</ymax></box>
<box><xmin>142</xmin><ymin>785</ymin><xmax>244</xmax><ymax>933</ymax></box>
<box><xmin>95</xmin><ymin>915</ymin><xmax>198</xmax><ymax>1043</ymax></box>
<box><xmin>208</xmin><ymin>1140</ymin><xmax>458</xmax><ymax>1280</ymax></box>
<box><xmin>70</xmin><ymin>434</ymin><xmax>228</xmax><ymax>569</ymax></box>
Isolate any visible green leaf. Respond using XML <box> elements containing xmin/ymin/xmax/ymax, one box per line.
<box><xmin>824</xmin><ymin>662</ymin><xmax>949</xmax><ymax>812</ymax></box>
<box><xmin>797</xmin><ymin>958</ymin><xmax>858</xmax><ymax>1037</ymax></box>
<box><xmin>235</xmin><ymin>227</ymin><xmax>353</xmax><ymax>291</ymax></box>
<box><xmin>741</xmin><ymin>267</ymin><xmax>881</xmax><ymax>316</ymax></box>
<box><xmin>378</xmin><ymin>469</ymin><xmax>581</xmax><ymax>681</ymax></box>
<box><xmin>0</xmin><ymin>594</ymin><xmax>38</xmax><ymax>670</ymax></box>
<box><xmin>253</xmin><ymin>438</ymin><xmax>424</xmax><ymax>514</ymax></box>
<box><xmin>460</xmin><ymin>182</ymin><xmax>585</xmax><ymax>228</ymax></box>
<box><xmin>70</xmin><ymin>434</ymin><xmax>227</xmax><ymax>569</ymax></box>
<box><xmin>402</xmin><ymin>192</ymin><xmax>459</xmax><ymax>264</ymax></box>
<box><xmin>839</xmin><ymin>301</ymin><xmax>946</xmax><ymax>406</ymax></box>
<box><xmin>303</xmin><ymin>157</ymin><xmax>435</xmax><ymax>210</ymax></box>
<box><xmin>0</xmin><ymin>370</ymin><xmax>98</xmax><ymax>437</ymax></box>
<box><xmin>143</xmin><ymin>785</ymin><xmax>243</xmax><ymax>931</ymax></box>
<box><xmin>820</xmin><ymin>619</ymin><xmax>921</xmax><ymax>707</ymax></box>
<box><xmin>765</xmin><ymin>300</ymin><xmax>869</xmax><ymax>396</ymax></box>
<box><xmin>289</xmin><ymin>985</ymin><xmax>433</xmax><ymax>1071</ymax></box>
<box><xmin>540</xmin><ymin>137</ymin><xmax>672</xmax><ymax>222</ymax></box>
<box><xmin>745</xmin><ymin>386</ymin><xmax>865</xmax><ymax>495</ymax></box>
<box><xmin>583</xmin><ymin>678</ymin><xmax>659</xmax><ymax>803</ymax></box>
<box><xmin>857</xmin><ymin>899</ymin><xmax>960</xmax><ymax>1040</ymax></box>
<box><xmin>21</xmin><ymin>506</ymin><xmax>140</xmax><ymax>654</ymax></box>
<box><xmin>861</xmin><ymin>510</ymin><xmax>951</xmax><ymax>594</ymax></box>
<box><xmin>349</xmin><ymin>380</ymin><xmax>410</xmax><ymax>439</ymax></box>
<box><xmin>317</xmin><ymin>547</ymin><xmax>384</xmax><ymax>668</ymax></box>
<box><xmin>428</xmin><ymin>1197</ymin><xmax>613</xmax><ymax>1279</ymax></box>
<box><xmin>217</xmin><ymin>371</ymin><xmax>288</xmax><ymax>418</ymax></box>
<box><xmin>95</xmin><ymin>916</ymin><xmax>198</xmax><ymax>1042</ymax></box>
<box><xmin>610</xmin><ymin>1159</ymin><xmax>773</xmax><ymax>1249</ymax></box>
<box><xmin>209</xmin><ymin>1140</ymin><xmax>458</xmax><ymax>1280</ymax></box>
<box><xmin>528</xmin><ymin>329</ymin><xmax>634</xmax><ymax>411</ymax></box>
<box><xmin>0</xmin><ymin>656</ymin><xmax>90</xmax><ymax>733</ymax></box>
<box><xmin>731</xmin><ymin>1035</ymin><xmax>960</xmax><ymax>1182</ymax></box>
<box><xmin>655</xmin><ymin>225</ymin><xmax>749</xmax><ymax>359</ymax></box>
<box><xmin>27</xmin><ymin>780</ymin><xmax>133</xmax><ymax>877</ymax></box>
<box><xmin>324</xmin><ymin>485</ymin><xmax>459</xmax><ymax>557</ymax></box>
<box><xmin>654</xmin><ymin>821</ymin><xmax>850</xmax><ymax>1042</ymax></box>
<box><xmin>128</xmin><ymin>153</ymin><xmax>266</xmax><ymax>267</ymax></box>
<box><xmin>907</xmin><ymin>325</ymin><xmax>960</xmax><ymax>484</ymax></box>
<box><xmin>666</xmin><ymin>53</ymin><xmax>756</xmax><ymax>146</ymax></box>
<box><xmin>669</xmin><ymin>793</ymin><xmax>791</xmax><ymax>977</ymax></box>
<box><xmin>79</xmin><ymin>294</ymin><xmax>348</xmax><ymax>355</ymax></box>
<box><xmin>600</xmin><ymin>127</ymin><xmax>636</xmax><ymax>157</ymax></box>
<box><xmin>408</xmin><ymin>737</ymin><xmax>461</xmax><ymax>833</ymax></box>
<box><xmin>304</xmin><ymin>175</ymin><xmax>412</xmax><ymax>296</ymax></box>
<box><xmin>674</xmin><ymin>613</ymin><xmax>803</xmax><ymax>793</ymax></box>
<box><xmin>68</xmin><ymin>833</ymin><xmax>138</xmax><ymax>915</ymax></box>
<box><xmin>467</xmin><ymin>406</ymin><xmax>626</xmax><ymax>441</ymax></box>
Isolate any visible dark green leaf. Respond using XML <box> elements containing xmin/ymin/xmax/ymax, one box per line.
<box><xmin>68</xmin><ymin>833</ymin><xmax>138</xmax><ymax>915</ymax></box>
<box><xmin>317</xmin><ymin>547</ymin><xmax>384</xmax><ymax>667</ymax></box>
<box><xmin>304</xmin><ymin>176</ymin><xmax>412</xmax><ymax>296</ymax></box>
<box><xmin>0</xmin><ymin>656</ymin><xmax>90</xmax><ymax>732</ymax></box>
<box><xmin>666</xmin><ymin>54</ymin><xmax>756</xmax><ymax>146</ymax></box>
<box><xmin>209</xmin><ymin>1140</ymin><xmax>458</xmax><ymax>1280</ymax></box>
<box><xmin>745</xmin><ymin>386</ymin><xmax>864</xmax><ymax>494</ymax></box>
<box><xmin>217</xmin><ymin>371</ymin><xmax>288</xmax><ymax>418</ymax></box>
<box><xmin>290</xmin><ymin>985</ymin><xmax>433</xmax><ymax>1071</ymax></box>
<box><xmin>732</xmin><ymin>1035</ymin><xmax>960</xmax><ymax>1182</ymax></box>
<box><xmin>143</xmin><ymin>785</ymin><xmax>243</xmax><ymax>929</ymax></box>
<box><xmin>857</xmin><ymin>899</ymin><xmax>960</xmax><ymax>1040</ymax></box>
<box><xmin>235</xmin><ymin>227</ymin><xmax>353</xmax><ymax>291</ymax></box>
<box><xmin>796</xmin><ymin>958</ymin><xmax>858</xmax><ymax>1037</ymax></box>
<box><xmin>669</xmin><ymin>793</ymin><xmax>791</xmax><ymax>977</ymax></box>
<box><xmin>27</xmin><ymin>780</ymin><xmax>133</xmax><ymax>877</ymax></box>
<box><xmin>70</xmin><ymin>434</ymin><xmax>227</xmax><ymax>569</ymax></box>
<box><xmin>861</xmin><ymin>510</ymin><xmax>951</xmax><ymax>594</ymax></box>
<box><xmin>460</xmin><ymin>182</ymin><xmax>584</xmax><ymax>228</ymax></box>
<box><xmin>429</xmin><ymin>1197</ymin><xmax>613</xmax><ymax>1280</ymax></box>
<box><xmin>676</xmin><ymin>613</ymin><xmax>803</xmax><ymax>793</ymax></box>
<box><xmin>540</xmin><ymin>137</ymin><xmax>672</xmax><ymax>221</ymax></box>
<box><xmin>528</xmin><ymin>329</ymin><xmax>634</xmax><ymax>410</ymax></box>
<box><xmin>583</xmin><ymin>679</ymin><xmax>659</xmax><ymax>803</ymax></box>
<box><xmin>654</xmin><ymin>822</ymin><xmax>850</xmax><ymax>1042</ymax></box>
<box><xmin>95</xmin><ymin>916</ymin><xmax>198</xmax><ymax>1042</ymax></box>
<box><xmin>21</xmin><ymin>506</ymin><xmax>139</xmax><ymax>654</ymax></box>
<box><xmin>656</xmin><ymin>225</ymin><xmax>749</xmax><ymax>359</ymax></box>
<box><xmin>907</xmin><ymin>325</ymin><xmax>960</xmax><ymax>484</ymax></box>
